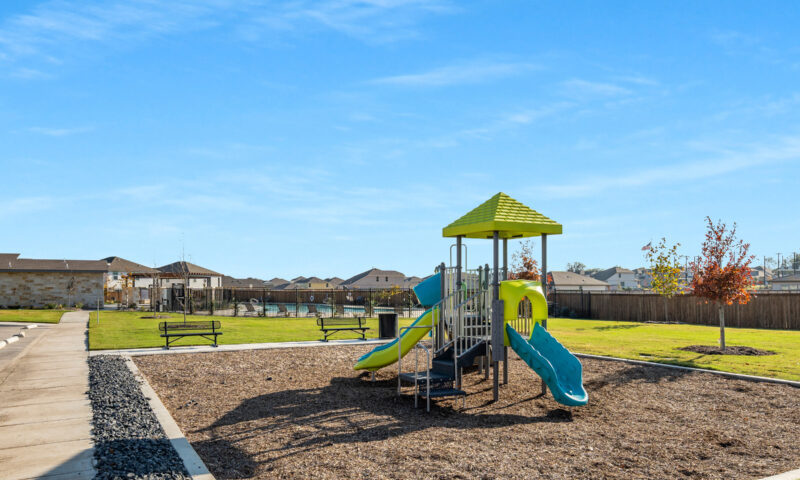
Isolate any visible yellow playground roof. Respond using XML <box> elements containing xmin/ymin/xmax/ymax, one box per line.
<box><xmin>442</xmin><ymin>192</ymin><xmax>562</xmax><ymax>239</ymax></box>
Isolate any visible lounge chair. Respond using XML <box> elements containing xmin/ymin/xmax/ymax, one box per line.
<box><xmin>335</xmin><ymin>304</ymin><xmax>345</xmax><ymax>317</ymax></box>
<box><xmin>277</xmin><ymin>303</ymin><xmax>289</xmax><ymax>317</ymax></box>
<box><xmin>394</xmin><ymin>306</ymin><xmax>405</xmax><ymax>317</ymax></box>
<box><xmin>307</xmin><ymin>304</ymin><xmax>321</xmax><ymax>317</ymax></box>
<box><xmin>244</xmin><ymin>302</ymin><xmax>259</xmax><ymax>317</ymax></box>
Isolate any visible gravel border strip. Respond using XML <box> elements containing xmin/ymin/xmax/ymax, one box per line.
<box><xmin>574</xmin><ymin>352</ymin><xmax>800</xmax><ymax>388</ymax></box>
<box><xmin>89</xmin><ymin>355</ymin><xmax>191</xmax><ymax>480</ymax></box>
<box><xmin>124</xmin><ymin>356</ymin><xmax>215</xmax><ymax>480</ymax></box>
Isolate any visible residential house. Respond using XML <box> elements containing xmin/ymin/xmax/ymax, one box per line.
<box><xmin>0</xmin><ymin>253</ymin><xmax>106</xmax><ymax>307</ymax></box>
<box><xmin>771</xmin><ymin>274</ymin><xmax>800</xmax><ymax>291</ymax></box>
<box><xmin>750</xmin><ymin>266</ymin><xmax>773</xmax><ymax>287</ymax></box>
<box><xmin>592</xmin><ymin>267</ymin><xmax>637</xmax><ymax>290</ymax></box>
<box><xmin>133</xmin><ymin>261</ymin><xmax>224</xmax><ymax>289</ymax></box>
<box><xmin>403</xmin><ymin>276</ymin><xmax>422</xmax><ymax>289</ymax></box>
<box><xmin>288</xmin><ymin>277</ymin><xmax>329</xmax><ymax>289</ymax></box>
<box><xmin>548</xmin><ymin>271</ymin><xmax>610</xmax><ymax>292</ymax></box>
<box><xmin>325</xmin><ymin>277</ymin><xmax>344</xmax><ymax>289</ymax></box>
<box><xmin>340</xmin><ymin>268</ymin><xmax>407</xmax><ymax>289</ymax></box>
<box><xmin>265</xmin><ymin>277</ymin><xmax>289</xmax><ymax>289</ymax></box>
<box><xmin>633</xmin><ymin>268</ymin><xmax>652</xmax><ymax>289</ymax></box>
<box><xmin>221</xmin><ymin>276</ymin><xmax>266</xmax><ymax>288</ymax></box>
<box><xmin>101</xmin><ymin>256</ymin><xmax>159</xmax><ymax>304</ymax></box>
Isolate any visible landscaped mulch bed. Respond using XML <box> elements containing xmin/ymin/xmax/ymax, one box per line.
<box><xmin>678</xmin><ymin>345</ymin><xmax>776</xmax><ymax>356</ymax></box>
<box><xmin>135</xmin><ymin>346</ymin><xmax>800</xmax><ymax>480</ymax></box>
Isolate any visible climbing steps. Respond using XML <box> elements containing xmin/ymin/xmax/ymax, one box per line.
<box><xmin>399</xmin><ymin>339</ymin><xmax>487</xmax><ymax>405</ymax></box>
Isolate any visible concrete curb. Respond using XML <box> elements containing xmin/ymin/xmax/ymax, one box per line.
<box><xmin>760</xmin><ymin>468</ymin><xmax>800</xmax><ymax>480</ymax></box>
<box><xmin>574</xmin><ymin>353</ymin><xmax>800</xmax><ymax>388</ymax></box>
<box><xmin>0</xmin><ymin>325</ymin><xmax>37</xmax><ymax>350</ymax></box>
<box><xmin>123</xmin><ymin>356</ymin><xmax>215</xmax><ymax>480</ymax></box>
<box><xmin>90</xmin><ymin>338</ymin><xmax>390</xmax><ymax>357</ymax></box>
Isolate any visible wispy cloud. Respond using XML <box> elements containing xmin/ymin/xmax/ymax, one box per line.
<box><xmin>542</xmin><ymin>135</ymin><xmax>800</xmax><ymax>198</ymax></box>
<box><xmin>561</xmin><ymin>79</ymin><xmax>631</xmax><ymax>97</ymax></box>
<box><xmin>418</xmin><ymin>101</ymin><xmax>573</xmax><ymax>148</ymax></box>
<box><xmin>27</xmin><ymin>126</ymin><xmax>93</xmax><ymax>136</ymax></box>
<box><xmin>0</xmin><ymin>0</ymin><xmax>453</xmax><ymax>71</ymax></box>
<box><xmin>370</xmin><ymin>60</ymin><xmax>537</xmax><ymax>87</ymax></box>
<box><xmin>0</xmin><ymin>196</ymin><xmax>55</xmax><ymax>219</ymax></box>
<box><xmin>710</xmin><ymin>29</ymin><xmax>800</xmax><ymax>70</ymax></box>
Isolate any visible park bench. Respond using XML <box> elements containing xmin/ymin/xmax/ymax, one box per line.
<box><xmin>159</xmin><ymin>321</ymin><xmax>222</xmax><ymax>349</ymax></box>
<box><xmin>317</xmin><ymin>317</ymin><xmax>369</xmax><ymax>342</ymax></box>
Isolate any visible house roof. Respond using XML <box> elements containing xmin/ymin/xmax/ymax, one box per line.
<box><xmin>0</xmin><ymin>253</ymin><xmax>107</xmax><ymax>273</ymax></box>
<box><xmin>222</xmin><ymin>276</ymin><xmax>265</xmax><ymax>288</ymax></box>
<box><xmin>101</xmin><ymin>256</ymin><xmax>159</xmax><ymax>274</ymax></box>
<box><xmin>302</xmin><ymin>276</ymin><xmax>325</xmax><ymax>283</ymax></box>
<box><xmin>341</xmin><ymin>268</ymin><xmax>405</xmax><ymax>286</ymax></box>
<box><xmin>593</xmin><ymin>267</ymin><xmax>635</xmax><ymax>281</ymax></box>
<box><xmin>442</xmin><ymin>192</ymin><xmax>562</xmax><ymax>239</ymax></box>
<box><xmin>549</xmin><ymin>271</ymin><xmax>609</xmax><ymax>287</ymax></box>
<box><xmin>291</xmin><ymin>276</ymin><xmax>307</xmax><ymax>282</ymax></box>
<box><xmin>268</xmin><ymin>277</ymin><xmax>289</xmax><ymax>284</ymax></box>
<box><xmin>157</xmin><ymin>261</ymin><xmax>223</xmax><ymax>277</ymax></box>
<box><xmin>324</xmin><ymin>277</ymin><xmax>344</xmax><ymax>284</ymax></box>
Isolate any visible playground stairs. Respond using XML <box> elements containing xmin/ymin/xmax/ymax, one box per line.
<box><xmin>399</xmin><ymin>339</ymin><xmax>487</xmax><ymax>402</ymax></box>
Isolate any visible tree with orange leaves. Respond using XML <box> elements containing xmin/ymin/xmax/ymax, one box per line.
<box><xmin>509</xmin><ymin>239</ymin><xmax>540</xmax><ymax>281</ymax></box>
<box><xmin>689</xmin><ymin>217</ymin><xmax>754</xmax><ymax>350</ymax></box>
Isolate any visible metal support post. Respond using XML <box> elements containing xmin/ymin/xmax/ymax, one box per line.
<box><xmin>541</xmin><ymin>233</ymin><xmax>548</xmax><ymax>396</ymax></box>
<box><xmin>502</xmin><ymin>237</ymin><xmax>508</xmax><ymax>385</ymax></box>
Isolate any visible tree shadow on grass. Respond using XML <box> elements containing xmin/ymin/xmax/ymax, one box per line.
<box><xmin>575</xmin><ymin>324</ymin><xmax>642</xmax><ymax>332</ymax></box>
<box><xmin>195</xmin><ymin>375</ymin><xmax>572</xmax><ymax>475</ymax></box>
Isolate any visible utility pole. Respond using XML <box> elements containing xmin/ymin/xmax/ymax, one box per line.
<box><xmin>777</xmin><ymin>253</ymin><xmax>782</xmax><ymax>279</ymax></box>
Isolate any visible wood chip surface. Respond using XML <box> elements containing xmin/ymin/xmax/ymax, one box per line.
<box><xmin>135</xmin><ymin>346</ymin><xmax>800</xmax><ymax>479</ymax></box>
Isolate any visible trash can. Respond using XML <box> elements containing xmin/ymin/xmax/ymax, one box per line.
<box><xmin>378</xmin><ymin>313</ymin><xmax>398</xmax><ymax>339</ymax></box>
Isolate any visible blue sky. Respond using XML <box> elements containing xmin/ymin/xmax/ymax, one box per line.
<box><xmin>1</xmin><ymin>1</ymin><xmax>799</xmax><ymax>279</ymax></box>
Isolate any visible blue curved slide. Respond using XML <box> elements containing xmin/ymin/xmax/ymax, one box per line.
<box><xmin>506</xmin><ymin>323</ymin><xmax>589</xmax><ymax>406</ymax></box>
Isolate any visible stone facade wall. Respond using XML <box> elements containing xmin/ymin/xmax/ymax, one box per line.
<box><xmin>0</xmin><ymin>272</ymin><xmax>104</xmax><ymax>308</ymax></box>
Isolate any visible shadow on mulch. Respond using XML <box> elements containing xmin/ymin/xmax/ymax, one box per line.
<box><xmin>203</xmin><ymin>375</ymin><xmax>572</xmax><ymax>446</ymax></box>
<box><xmin>584</xmin><ymin>362</ymin><xmax>690</xmax><ymax>389</ymax></box>
<box><xmin>678</xmin><ymin>345</ymin><xmax>776</xmax><ymax>356</ymax></box>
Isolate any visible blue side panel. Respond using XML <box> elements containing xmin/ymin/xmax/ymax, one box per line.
<box><xmin>413</xmin><ymin>272</ymin><xmax>441</xmax><ymax>307</ymax></box>
<box><xmin>506</xmin><ymin>323</ymin><xmax>588</xmax><ymax>407</ymax></box>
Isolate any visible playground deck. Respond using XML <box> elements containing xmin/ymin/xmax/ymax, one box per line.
<box><xmin>135</xmin><ymin>345</ymin><xmax>800</xmax><ymax>480</ymax></box>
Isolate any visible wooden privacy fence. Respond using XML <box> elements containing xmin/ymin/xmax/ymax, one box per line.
<box><xmin>550</xmin><ymin>291</ymin><xmax>800</xmax><ymax>330</ymax></box>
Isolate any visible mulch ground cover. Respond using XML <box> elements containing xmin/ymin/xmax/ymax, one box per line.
<box><xmin>135</xmin><ymin>346</ymin><xmax>800</xmax><ymax>480</ymax></box>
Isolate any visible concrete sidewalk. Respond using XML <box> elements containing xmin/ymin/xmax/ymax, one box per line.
<box><xmin>0</xmin><ymin>311</ymin><xmax>94</xmax><ymax>479</ymax></box>
<box><xmin>90</xmin><ymin>337</ymin><xmax>389</xmax><ymax>357</ymax></box>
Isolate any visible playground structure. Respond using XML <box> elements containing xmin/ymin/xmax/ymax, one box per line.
<box><xmin>355</xmin><ymin>193</ymin><xmax>589</xmax><ymax>410</ymax></box>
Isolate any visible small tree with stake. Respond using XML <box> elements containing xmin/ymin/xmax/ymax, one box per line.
<box><xmin>689</xmin><ymin>217</ymin><xmax>754</xmax><ymax>350</ymax></box>
<box><xmin>509</xmin><ymin>239</ymin><xmax>540</xmax><ymax>281</ymax></box>
<box><xmin>645</xmin><ymin>238</ymin><xmax>683</xmax><ymax>323</ymax></box>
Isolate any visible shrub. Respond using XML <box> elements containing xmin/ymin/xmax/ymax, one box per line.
<box><xmin>45</xmin><ymin>303</ymin><xmax>56</xmax><ymax>309</ymax></box>
<box><xmin>75</xmin><ymin>302</ymin><xmax>84</xmax><ymax>309</ymax></box>
<box><xmin>56</xmin><ymin>304</ymin><xmax>64</xmax><ymax>310</ymax></box>
<box><xmin>129</xmin><ymin>302</ymin><xmax>137</xmax><ymax>310</ymax></box>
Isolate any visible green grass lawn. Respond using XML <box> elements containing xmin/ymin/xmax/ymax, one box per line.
<box><xmin>0</xmin><ymin>309</ymin><xmax>66</xmax><ymax>324</ymax></box>
<box><xmin>88</xmin><ymin>311</ymin><xmax>415</xmax><ymax>350</ymax></box>
<box><xmin>88</xmin><ymin>311</ymin><xmax>800</xmax><ymax>381</ymax></box>
<box><xmin>547</xmin><ymin>318</ymin><xmax>800</xmax><ymax>382</ymax></box>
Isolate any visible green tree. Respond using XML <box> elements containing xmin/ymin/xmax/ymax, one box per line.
<box><xmin>645</xmin><ymin>238</ymin><xmax>683</xmax><ymax>323</ymax></box>
<box><xmin>566</xmin><ymin>261</ymin><xmax>586</xmax><ymax>274</ymax></box>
